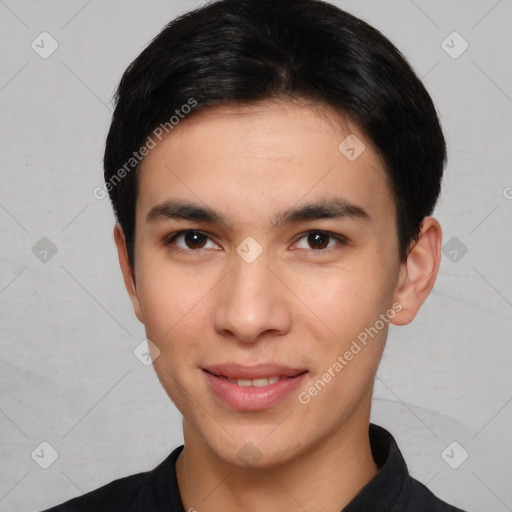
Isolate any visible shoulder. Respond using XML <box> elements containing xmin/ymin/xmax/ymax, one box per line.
<box><xmin>40</xmin><ymin>471</ymin><xmax>148</xmax><ymax>512</ymax></box>
<box><xmin>405</xmin><ymin>477</ymin><xmax>467</xmax><ymax>512</ymax></box>
<box><xmin>40</xmin><ymin>446</ymin><xmax>183</xmax><ymax>512</ymax></box>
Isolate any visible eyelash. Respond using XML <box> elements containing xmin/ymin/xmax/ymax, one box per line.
<box><xmin>164</xmin><ymin>230</ymin><xmax>348</xmax><ymax>255</ymax></box>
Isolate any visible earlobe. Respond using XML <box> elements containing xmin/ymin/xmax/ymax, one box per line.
<box><xmin>113</xmin><ymin>224</ymin><xmax>144</xmax><ymax>324</ymax></box>
<box><xmin>391</xmin><ymin>217</ymin><xmax>442</xmax><ymax>326</ymax></box>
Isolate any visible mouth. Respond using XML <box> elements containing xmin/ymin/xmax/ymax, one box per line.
<box><xmin>203</xmin><ymin>370</ymin><xmax>307</xmax><ymax>387</ymax></box>
<box><xmin>202</xmin><ymin>364</ymin><xmax>309</xmax><ymax>411</ymax></box>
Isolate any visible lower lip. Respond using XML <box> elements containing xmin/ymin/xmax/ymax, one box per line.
<box><xmin>203</xmin><ymin>370</ymin><xmax>308</xmax><ymax>411</ymax></box>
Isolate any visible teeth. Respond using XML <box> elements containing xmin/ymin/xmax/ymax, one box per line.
<box><xmin>226</xmin><ymin>376</ymin><xmax>281</xmax><ymax>387</ymax></box>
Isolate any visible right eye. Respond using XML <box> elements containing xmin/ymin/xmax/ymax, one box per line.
<box><xmin>165</xmin><ymin>230</ymin><xmax>221</xmax><ymax>253</ymax></box>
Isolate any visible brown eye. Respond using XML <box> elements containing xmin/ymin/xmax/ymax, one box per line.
<box><xmin>307</xmin><ymin>232</ymin><xmax>329</xmax><ymax>250</ymax></box>
<box><xmin>183</xmin><ymin>231</ymin><xmax>208</xmax><ymax>249</ymax></box>
<box><xmin>294</xmin><ymin>230</ymin><xmax>348</xmax><ymax>252</ymax></box>
<box><xmin>166</xmin><ymin>230</ymin><xmax>219</xmax><ymax>252</ymax></box>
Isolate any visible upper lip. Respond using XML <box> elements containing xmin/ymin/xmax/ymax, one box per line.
<box><xmin>203</xmin><ymin>363</ymin><xmax>308</xmax><ymax>380</ymax></box>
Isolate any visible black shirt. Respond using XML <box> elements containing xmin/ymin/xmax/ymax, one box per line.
<box><xmin>42</xmin><ymin>423</ymin><xmax>466</xmax><ymax>511</ymax></box>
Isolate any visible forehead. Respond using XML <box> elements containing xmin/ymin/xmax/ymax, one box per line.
<box><xmin>136</xmin><ymin>101</ymin><xmax>394</xmax><ymax>226</ymax></box>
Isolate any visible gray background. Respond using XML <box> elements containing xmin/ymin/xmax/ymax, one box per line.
<box><xmin>1</xmin><ymin>1</ymin><xmax>511</xmax><ymax>510</ymax></box>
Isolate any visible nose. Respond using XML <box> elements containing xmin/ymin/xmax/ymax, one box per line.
<box><xmin>211</xmin><ymin>254</ymin><xmax>292</xmax><ymax>344</ymax></box>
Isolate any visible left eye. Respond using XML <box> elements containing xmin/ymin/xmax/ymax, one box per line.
<box><xmin>294</xmin><ymin>231</ymin><xmax>347</xmax><ymax>251</ymax></box>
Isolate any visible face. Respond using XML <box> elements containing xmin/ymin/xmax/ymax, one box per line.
<box><xmin>116</xmin><ymin>101</ymin><xmax>428</xmax><ymax>469</ymax></box>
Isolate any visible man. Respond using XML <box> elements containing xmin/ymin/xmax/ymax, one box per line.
<box><xmin>44</xmin><ymin>0</ymin><xmax>466</xmax><ymax>510</ymax></box>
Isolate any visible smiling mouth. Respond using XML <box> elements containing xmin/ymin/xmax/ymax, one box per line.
<box><xmin>203</xmin><ymin>370</ymin><xmax>307</xmax><ymax>388</ymax></box>
<box><xmin>203</xmin><ymin>370</ymin><xmax>308</xmax><ymax>387</ymax></box>
<box><xmin>202</xmin><ymin>366</ymin><xmax>309</xmax><ymax>411</ymax></box>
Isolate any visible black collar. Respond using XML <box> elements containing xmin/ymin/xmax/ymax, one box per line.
<box><xmin>133</xmin><ymin>422</ymin><xmax>460</xmax><ymax>511</ymax></box>
<box><xmin>343</xmin><ymin>423</ymin><xmax>412</xmax><ymax>510</ymax></box>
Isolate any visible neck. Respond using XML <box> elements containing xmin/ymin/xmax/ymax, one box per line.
<box><xmin>176</xmin><ymin>398</ymin><xmax>377</xmax><ymax>512</ymax></box>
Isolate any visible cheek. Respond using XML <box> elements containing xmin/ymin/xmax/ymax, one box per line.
<box><xmin>135</xmin><ymin>248</ymin><xmax>205</xmax><ymax>333</ymax></box>
<box><xmin>135</xmin><ymin>259</ymin><xmax>222</xmax><ymax>378</ymax></box>
<box><xmin>138</xmin><ymin>268</ymin><xmax>207</xmax><ymax>405</ymax></box>
<box><xmin>286</xmin><ymin>260</ymin><xmax>394</xmax><ymax>344</ymax></box>
<box><xmin>294</xmin><ymin>267</ymin><xmax>391</xmax><ymax>418</ymax></box>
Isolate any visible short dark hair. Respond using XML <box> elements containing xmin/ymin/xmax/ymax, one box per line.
<box><xmin>104</xmin><ymin>0</ymin><xmax>446</xmax><ymax>269</ymax></box>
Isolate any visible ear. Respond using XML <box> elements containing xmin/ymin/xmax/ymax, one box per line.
<box><xmin>390</xmin><ymin>217</ymin><xmax>442</xmax><ymax>326</ymax></box>
<box><xmin>113</xmin><ymin>224</ymin><xmax>144</xmax><ymax>323</ymax></box>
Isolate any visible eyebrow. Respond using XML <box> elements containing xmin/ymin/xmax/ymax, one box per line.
<box><xmin>146</xmin><ymin>198</ymin><xmax>369</xmax><ymax>228</ymax></box>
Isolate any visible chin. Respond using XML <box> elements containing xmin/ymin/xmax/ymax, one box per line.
<box><xmin>207</xmin><ymin>434</ymin><xmax>306</xmax><ymax>471</ymax></box>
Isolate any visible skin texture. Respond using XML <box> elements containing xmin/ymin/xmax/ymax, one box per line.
<box><xmin>114</xmin><ymin>100</ymin><xmax>442</xmax><ymax>512</ymax></box>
